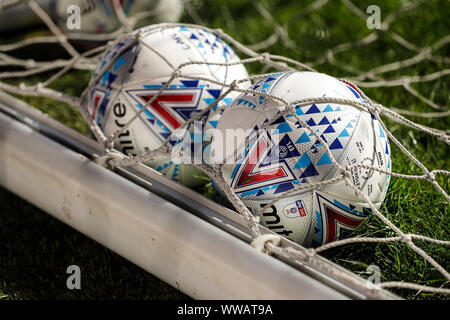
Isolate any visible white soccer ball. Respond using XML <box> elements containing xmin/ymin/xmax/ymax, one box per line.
<box><xmin>86</xmin><ymin>24</ymin><xmax>249</xmax><ymax>187</ymax></box>
<box><xmin>211</xmin><ymin>71</ymin><xmax>391</xmax><ymax>247</ymax></box>
<box><xmin>55</xmin><ymin>0</ymin><xmax>184</xmax><ymax>35</ymax></box>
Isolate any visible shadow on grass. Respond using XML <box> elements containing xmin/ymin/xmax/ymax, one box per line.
<box><xmin>0</xmin><ymin>187</ymin><xmax>189</xmax><ymax>300</ymax></box>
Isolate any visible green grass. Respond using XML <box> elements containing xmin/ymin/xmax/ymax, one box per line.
<box><xmin>0</xmin><ymin>0</ymin><xmax>449</xmax><ymax>299</ymax></box>
<box><xmin>4</xmin><ymin>70</ymin><xmax>92</xmax><ymax>136</ymax></box>
<box><xmin>0</xmin><ymin>188</ymin><xmax>187</xmax><ymax>300</ymax></box>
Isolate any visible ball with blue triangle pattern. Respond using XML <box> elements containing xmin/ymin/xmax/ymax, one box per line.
<box><xmin>211</xmin><ymin>71</ymin><xmax>391</xmax><ymax>247</ymax></box>
<box><xmin>85</xmin><ymin>24</ymin><xmax>249</xmax><ymax>187</ymax></box>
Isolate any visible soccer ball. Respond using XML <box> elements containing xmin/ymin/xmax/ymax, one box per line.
<box><xmin>211</xmin><ymin>71</ymin><xmax>391</xmax><ymax>247</ymax></box>
<box><xmin>86</xmin><ymin>24</ymin><xmax>249</xmax><ymax>187</ymax></box>
<box><xmin>0</xmin><ymin>0</ymin><xmax>183</xmax><ymax>34</ymax></box>
<box><xmin>55</xmin><ymin>0</ymin><xmax>184</xmax><ymax>35</ymax></box>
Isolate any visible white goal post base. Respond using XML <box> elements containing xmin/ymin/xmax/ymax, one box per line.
<box><xmin>0</xmin><ymin>104</ymin><xmax>350</xmax><ymax>299</ymax></box>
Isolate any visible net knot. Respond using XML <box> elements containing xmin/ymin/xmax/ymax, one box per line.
<box><xmin>157</xmin><ymin>143</ymin><xmax>171</xmax><ymax>154</ymax></box>
<box><xmin>339</xmin><ymin>165</ymin><xmax>352</xmax><ymax>179</ymax></box>
<box><xmin>137</xmin><ymin>29</ymin><xmax>146</xmax><ymax>38</ymax></box>
<box><xmin>401</xmin><ymin>78</ymin><xmax>411</xmax><ymax>85</ymax></box>
<box><xmin>368</xmin><ymin>103</ymin><xmax>381</xmax><ymax>115</ymax></box>
<box><xmin>251</xmin><ymin>234</ymin><xmax>281</xmax><ymax>255</ymax></box>
<box><xmin>25</xmin><ymin>59</ymin><xmax>35</xmax><ymax>68</ymax></box>
<box><xmin>172</xmin><ymin>69</ymin><xmax>181</xmax><ymax>78</ymax></box>
<box><xmin>306</xmin><ymin>248</ymin><xmax>316</xmax><ymax>258</ymax></box>
<box><xmin>56</xmin><ymin>35</ymin><xmax>66</xmax><ymax>43</ymax></box>
<box><xmin>366</xmin><ymin>281</ymin><xmax>381</xmax><ymax>292</ymax></box>
<box><xmin>176</xmin><ymin>149</ymin><xmax>184</xmax><ymax>158</ymax></box>
<box><xmin>230</xmin><ymin>79</ymin><xmax>239</xmax><ymax>90</ymax></box>
<box><xmin>421</xmin><ymin>47</ymin><xmax>432</xmax><ymax>57</ymax></box>
<box><xmin>171</xmin><ymin>129</ymin><xmax>186</xmax><ymax>141</ymax></box>
<box><xmin>261</xmin><ymin>52</ymin><xmax>270</xmax><ymax>61</ymax></box>
<box><xmin>426</xmin><ymin>171</ymin><xmax>435</xmax><ymax>181</ymax></box>
<box><xmin>401</xmin><ymin>234</ymin><xmax>413</xmax><ymax>243</ymax></box>
<box><xmin>94</xmin><ymin>150</ymin><xmax>126</xmax><ymax>169</ymax></box>
<box><xmin>326</xmin><ymin>49</ymin><xmax>334</xmax><ymax>62</ymax></box>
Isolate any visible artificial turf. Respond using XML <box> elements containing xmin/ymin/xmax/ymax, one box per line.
<box><xmin>0</xmin><ymin>0</ymin><xmax>448</xmax><ymax>300</ymax></box>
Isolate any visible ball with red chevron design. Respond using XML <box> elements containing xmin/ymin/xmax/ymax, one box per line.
<box><xmin>85</xmin><ymin>24</ymin><xmax>249</xmax><ymax>187</ymax></box>
<box><xmin>211</xmin><ymin>71</ymin><xmax>391</xmax><ymax>247</ymax></box>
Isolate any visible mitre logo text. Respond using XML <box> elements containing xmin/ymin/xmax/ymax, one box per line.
<box><xmin>168</xmin><ymin>121</ymin><xmax>284</xmax><ymax>169</ymax></box>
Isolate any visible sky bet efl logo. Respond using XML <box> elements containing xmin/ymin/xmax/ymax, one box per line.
<box><xmin>283</xmin><ymin>200</ymin><xmax>307</xmax><ymax>218</ymax></box>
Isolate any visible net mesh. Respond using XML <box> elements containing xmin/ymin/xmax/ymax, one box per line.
<box><xmin>0</xmin><ymin>0</ymin><xmax>448</xmax><ymax>298</ymax></box>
